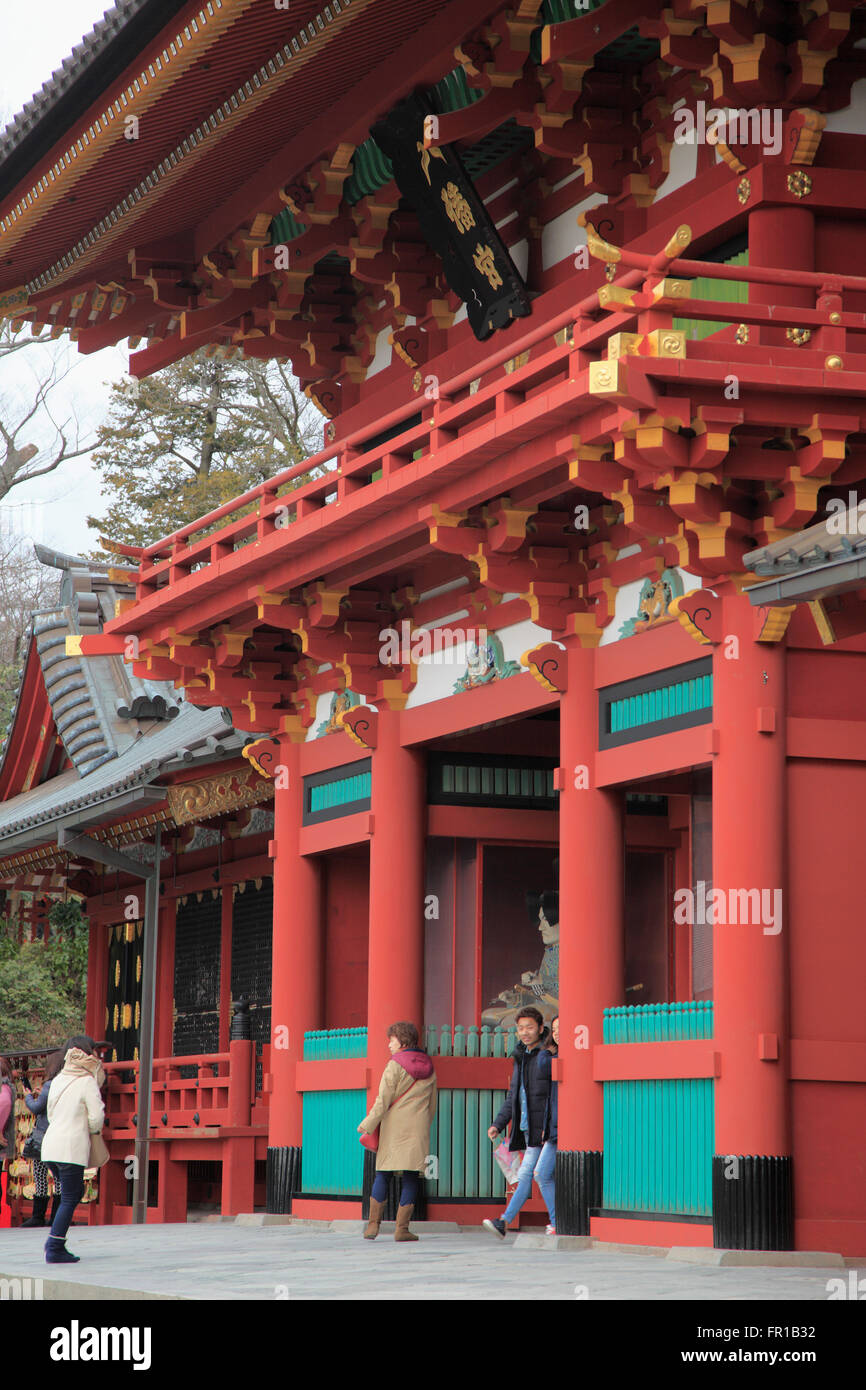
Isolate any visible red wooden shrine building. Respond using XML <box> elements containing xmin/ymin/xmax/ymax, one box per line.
<box><xmin>1</xmin><ymin>0</ymin><xmax>865</xmax><ymax>1252</ymax></box>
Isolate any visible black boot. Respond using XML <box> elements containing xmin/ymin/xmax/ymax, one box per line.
<box><xmin>21</xmin><ymin>1195</ymin><xmax>49</xmax><ymax>1227</ymax></box>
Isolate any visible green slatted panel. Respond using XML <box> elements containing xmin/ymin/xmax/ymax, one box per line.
<box><xmin>302</xmin><ymin>1089</ymin><xmax>366</xmax><ymax>1194</ymax></box>
<box><xmin>432</xmin><ymin>65</ymin><xmax>483</xmax><ymax>114</ymax></box>
<box><xmin>674</xmin><ymin>250</ymin><xmax>749</xmax><ymax>340</ymax></box>
<box><xmin>609</xmin><ymin>672</ymin><xmax>712</xmax><ymax>733</ymax></box>
<box><xmin>309</xmin><ymin>770</ymin><xmax>371</xmax><ymax>814</ymax></box>
<box><xmin>602</xmin><ymin>1003</ymin><xmax>714</xmax><ymax>1215</ymax></box>
<box><xmin>426</xmin><ymin>1088</ymin><xmax>509</xmax><ymax>1200</ymax></box>
<box><xmin>303</xmin><ymin>1027</ymin><xmax>368</xmax><ymax>1059</ymax></box>
<box><xmin>423</xmin><ymin>1025</ymin><xmax>516</xmax><ymax>1199</ymax></box>
<box><xmin>300</xmin><ymin>1029</ymin><xmax>367</xmax><ymax>1194</ymax></box>
<box><xmin>603</xmin><ymin>1002</ymin><xmax>713</xmax><ymax>1042</ymax></box>
<box><xmin>270</xmin><ymin>206</ymin><xmax>307</xmax><ymax>246</ymax></box>
<box><xmin>603</xmin><ymin>1078</ymin><xmax>714</xmax><ymax>1215</ymax></box>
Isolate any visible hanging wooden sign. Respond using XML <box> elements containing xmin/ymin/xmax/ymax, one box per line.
<box><xmin>371</xmin><ymin>94</ymin><xmax>531</xmax><ymax>341</ymax></box>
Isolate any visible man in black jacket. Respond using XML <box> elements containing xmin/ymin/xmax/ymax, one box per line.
<box><xmin>482</xmin><ymin>1006</ymin><xmax>555</xmax><ymax>1238</ymax></box>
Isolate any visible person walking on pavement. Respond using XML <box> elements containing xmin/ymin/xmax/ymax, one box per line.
<box><xmin>41</xmin><ymin>1036</ymin><xmax>105</xmax><ymax>1264</ymax></box>
<box><xmin>482</xmin><ymin>1006</ymin><xmax>555</xmax><ymax>1238</ymax></box>
<box><xmin>357</xmin><ymin>1021</ymin><xmax>437</xmax><ymax>1243</ymax></box>
<box><xmin>21</xmin><ymin>1051</ymin><xmax>64</xmax><ymax>1228</ymax></box>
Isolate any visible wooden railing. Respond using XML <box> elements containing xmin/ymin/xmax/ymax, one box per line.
<box><xmin>102</xmin><ymin>1040</ymin><xmax>263</xmax><ymax>1133</ymax></box>
<box><xmin>107</xmin><ymin>249</ymin><xmax>866</xmax><ymax>607</ymax></box>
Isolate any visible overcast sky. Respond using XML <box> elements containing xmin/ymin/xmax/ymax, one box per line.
<box><xmin>1</xmin><ymin>2</ymin><xmax>133</xmax><ymax>555</ymax></box>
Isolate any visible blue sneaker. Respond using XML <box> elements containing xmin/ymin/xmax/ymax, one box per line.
<box><xmin>482</xmin><ymin>1218</ymin><xmax>506</xmax><ymax>1239</ymax></box>
<box><xmin>45</xmin><ymin>1237</ymin><xmax>80</xmax><ymax>1264</ymax></box>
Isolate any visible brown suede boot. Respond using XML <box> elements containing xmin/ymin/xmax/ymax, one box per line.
<box><xmin>363</xmin><ymin>1197</ymin><xmax>386</xmax><ymax>1240</ymax></box>
<box><xmin>394</xmin><ymin>1204</ymin><xmax>418</xmax><ymax>1242</ymax></box>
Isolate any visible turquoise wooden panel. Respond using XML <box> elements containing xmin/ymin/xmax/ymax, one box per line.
<box><xmin>301</xmin><ymin>1088</ymin><xmax>366</xmax><ymax>1195</ymax></box>
<box><xmin>303</xmin><ymin>1027</ymin><xmax>367</xmax><ymax>1059</ymax></box>
<box><xmin>603</xmin><ymin>1001</ymin><xmax>713</xmax><ymax>1042</ymax></box>
<box><xmin>601</xmin><ymin>1003</ymin><xmax>714</xmax><ymax>1215</ymax></box>
<box><xmin>609</xmin><ymin>673</ymin><xmax>713</xmax><ymax>735</ymax></box>
<box><xmin>426</xmin><ymin>1088</ymin><xmax>509</xmax><ymax>1200</ymax></box>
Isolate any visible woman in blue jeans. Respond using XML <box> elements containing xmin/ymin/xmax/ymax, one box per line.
<box><xmin>40</xmin><ymin>1036</ymin><xmax>105</xmax><ymax>1264</ymax></box>
<box><xmin>483</xmin><ymin>1008</ymin><xmax>556</xmax><ymax>1238</ymax></box>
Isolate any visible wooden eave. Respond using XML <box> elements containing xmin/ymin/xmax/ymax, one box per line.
<box><xmin>0</xmin><ymin>0</ymin><xmax>502</xmax><ymax>302</ymax></box>
<box><xmin>0</xmin><ymin>644</ymin><xmax>58</xmax><ymax>802</ymax></box>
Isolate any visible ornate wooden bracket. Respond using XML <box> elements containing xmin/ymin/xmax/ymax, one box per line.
<box><xmin>339</xmin><ymin>706</ymin><xmax>378</xmax><ymax>748</ymax></box>
<box><xmin>521</xmin><ymin>642</ymin><xmax>567</xmax><ymax>693</ymax></box>
<box><xmin>241</xmin><ymin>738</ymin><xmax>281</xmax><ymax>778</ymax></box>
<box><xmin>670</xmin><ymin>589</ymin><xmax>722</xmax><ymax>645</ymax></box>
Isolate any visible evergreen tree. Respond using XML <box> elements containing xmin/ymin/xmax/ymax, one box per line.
<box><xmin>87</xmin><ymin>352</ymin><xmax>322</xmax><ymax>552</ymax></box>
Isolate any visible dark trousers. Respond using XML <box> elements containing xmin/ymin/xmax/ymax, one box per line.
<box><xmin>372</xmin><ymin>1170</ymin><xmax>420</xmax><ymax>1206</ymax></box>
<box><xmin>46</xmin><ymin>1162</ymin><xmax>84</xmax><ymax>1240</ymax></box>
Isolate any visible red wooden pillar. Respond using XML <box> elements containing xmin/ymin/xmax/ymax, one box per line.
<box><xmin>711</xmin><ymin>590</ymin><xmax>790</xmax><ymax>1247</ymax></box>
<box><xmin>222</xmin><ymin>1038</ymin><xmax>255</xmax><ymax>1216</ymax></box>
<box><xmin>749</xmin><ymin>205</ymin><xmax>814</xmax><ymax>346</ymax></box>
<box><xmin>154</xmin><ymin>1150</ymin><xmax>188</xmax><ymax>1224</ymax></box>
<box><xmin>267</xmin><ymin>739</ymin><xmax>321</xmax><ymax>1210</ymax></box>
<box><xmin>366</xmin><ymin>708</ymin><xmax>424</xmax><ymax>1080</ymax></box>
<box><xmin>557</xmin><ymin>636</ymin><xmax>623</xmax><ymax>1233</ymax></box>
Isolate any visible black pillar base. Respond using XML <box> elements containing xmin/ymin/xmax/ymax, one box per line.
<box><xmin>555</xmin><ymin>1150</ymin><xmax>603</xmax><ymax>1236</ymax></box>
<box><xmin>712</xmin><ymin>1154</ymin><xmax>793</xmax><ymax>1250</ymax></box>
<box><xmin>361</xmin><ymin>1152</ymin><xmax>428</xmax><ymax>1222</ymax></box>
<box><xmin>266</xmin><ymin>1145</ymin><xmax>302</xmax><ymax>1214</ymax></box>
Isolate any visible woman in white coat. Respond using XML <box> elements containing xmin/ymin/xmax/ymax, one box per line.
<box><xmin>41</xmin><ymin>1035</ymin><xmax>105</xmax><ymax>1264</ymax></box>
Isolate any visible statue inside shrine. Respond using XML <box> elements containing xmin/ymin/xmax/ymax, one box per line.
<box><xmin>482</xmin><ymin>888</ymin><xmax>559</xmax><ymax>1029</ymax></box>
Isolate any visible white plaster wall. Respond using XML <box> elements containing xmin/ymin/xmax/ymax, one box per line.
<box><xmin>542</xmin><ymin>190</ymin><xmax>607</xmax><ymax>271</ymax></box>
<box><xmin>509</xmin><ymin>237</ymin><xmax>529</xmax><ymax>280</ymax></box>
<box><xmin>653</xmin><ymin>136</ymin><xmax>698</xmax><ymax>203</ymax></box>
<box><xmin>364</xmin><ymin>322</ymin><xmax>393</xmax><ymax>379</ymax></box>
<box><xmin>824</xmin><ymin>77</ymin><xmax>866</xmax><ymax>132</ymax></box>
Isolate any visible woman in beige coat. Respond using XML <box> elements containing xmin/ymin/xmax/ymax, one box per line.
<box><xmin>357</xmin><ymin>1021</ymin><xmax>437</xmax><ymax>1242</ymax></box>
<box><xmin>41</xmin><ymin>1035</ymin><xmax>105</xmax><ymax>1264</ymax></box>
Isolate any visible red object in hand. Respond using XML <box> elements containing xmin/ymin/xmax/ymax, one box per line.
<box><xmin>359</xmin><ymin>1129</ymin><xmax>379</xmax><ymax>1152</ymax></box>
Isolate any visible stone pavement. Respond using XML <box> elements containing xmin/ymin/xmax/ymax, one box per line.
<box><xmin>0</xmin><ymin>1220</ymin><xmax>859</xmax><ymax>1300</ymax></box>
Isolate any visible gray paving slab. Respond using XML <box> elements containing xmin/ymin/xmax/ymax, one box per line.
<box><xmin>0</xmin><ymin>1222</ymin><xmax>860</xmax><ymax>1301</ymax></box>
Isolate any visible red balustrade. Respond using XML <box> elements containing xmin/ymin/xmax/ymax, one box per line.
<box><xmin>103</xmin><ymin>1040</ymin><xmax>265</xmax><ymax>1135</ymax></box>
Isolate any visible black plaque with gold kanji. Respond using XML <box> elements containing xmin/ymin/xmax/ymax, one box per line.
<box><xmin>371</xmin><ymin>93</ymin><xmax>531</xmax><ymax>341</ymax></box>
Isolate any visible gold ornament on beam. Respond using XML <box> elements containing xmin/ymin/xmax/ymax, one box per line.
<box><xmin>787</xmin><ymin>171</ymin><xmax>812</xmax><ymax>199</ymax></box>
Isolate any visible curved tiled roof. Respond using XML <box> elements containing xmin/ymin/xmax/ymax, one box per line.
<box><xmin>30</xmin><ymin>544</ymin><xmax>182</xmax><ymax>776</ymax></box>
<box><xmin>0</xmin><ymin>702</ymin><xmax>241</xmax><ymax>850</ymax></box>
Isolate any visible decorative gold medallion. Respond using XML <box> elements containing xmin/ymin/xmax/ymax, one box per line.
<box><xmin>787</xmin><ymin>171</ymin><xmax>812</xmax><ymax>198</ymax></box>
<box><xmin>735</xmin><ymin>324</ymin><xmax>750</xmax><ymax>344</ymax></box>
<box><xmin>786</xmin><ymin>327</ymin><xmax>811</xmax><ymax>346</ymax></box>
<box><xmin>825</xmin><ymin>354</ymin><xmax>843</xmax><ymax>370</ymax></box>
<box><xmin>737</xmin><ymin>177</ymin><xmax>751</xmax><ymax>205</ymax></box>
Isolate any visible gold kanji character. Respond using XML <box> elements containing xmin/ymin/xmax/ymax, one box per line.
<box><xmin>473</xmin><ymin>243</ymin><xmax>502</xmax><ymax>290</ymax></box>
<box><xmin>417</xmin><ymin>142</ymin><xmax>446</xmax><ymax>186</ymax></box>
<box><xmin>441</xmin><ymin>181</ymin><xmax>475</xmax><ymax>232</ymax></box>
